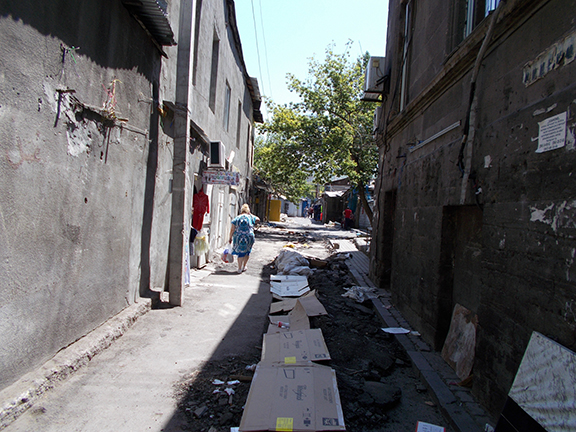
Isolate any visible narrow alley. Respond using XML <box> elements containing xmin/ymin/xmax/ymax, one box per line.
<box><xmin>1</xmin><ymin>218</ymin><xmax>491</xmax><ymax>432</ymax></box>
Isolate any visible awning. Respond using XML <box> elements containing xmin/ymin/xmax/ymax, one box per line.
<box><xmin>122</xmin><ymin>0</ymin><xmax>176</xmax><ymax>46</ymax></box>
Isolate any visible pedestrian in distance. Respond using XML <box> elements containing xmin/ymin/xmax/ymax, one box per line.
<box><xmin>343</xmin><ymin>207</ymin><xmax>354</xmax><ymax>230</ymax></box>
<box><xmin>229</xmin><ymin>204</ymin><xmax>260</xmax><ymax>273</ymax></box>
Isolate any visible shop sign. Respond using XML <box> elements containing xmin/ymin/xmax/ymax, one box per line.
<box><xmin>202</xmin><ymin>169</ymin><xmax>241</xmax><ymax>186</ymax></box>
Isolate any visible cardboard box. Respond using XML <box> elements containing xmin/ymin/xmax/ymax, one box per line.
<box><xmin>239</xmin><ymin>364</ymin><xmax>345</xmax><ymax>431</ymax></box>
<box><xmin>271</xmin><ymin>275</ymin><xmax>309</xmax><ymax>282</ymax></box>
<box><xmin>262</xmin><ymin>329</ymin><xmax>330</xmax><ymax>364</ymax></box>
<box><xmin>270</xmin><ymin>279</ymin><xmax>310</xmax><ymax>298</ymax></box>
<box><xmin>268</xmin><ymin>301</ymin><xmax>311</xmax><ymax>334</ymax></box>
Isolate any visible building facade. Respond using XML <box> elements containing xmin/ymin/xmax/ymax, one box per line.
<box><xmin>370</xmin><ymin>0</ymin><xmax>575</xmax><ymax>415</ymax></box>
<box><xmin>0</xmin><ymin>0</ymin><xmax>260</xmax><ymax>394</ymax></box>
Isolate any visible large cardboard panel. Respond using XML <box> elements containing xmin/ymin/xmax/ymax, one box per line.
<box><xmin>504</xmin><ymin>332</ymin><xmax>576</xmax><ymax>432</ymax></box>
<box><xmin>298</xmin><ymin>295</ymin><xmax>328</xmax><ymax>317</ymax></box>
<box><xmin>239</xmin><ymin>364</ymin><xmax>345</xmax><ymax>432</ymax></box>
<box><xmin>440</xmin><ymin>304</ymin><xmax>477</xmax><ymax>380</ymax></box>
<box><xmin>262</xmin><ymin>329</ymin><xmax>330</xmax><ymax>364</ymax></box>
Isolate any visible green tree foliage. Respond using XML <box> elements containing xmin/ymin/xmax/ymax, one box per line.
<box><xmin>253</xmin><ymin>133</ymin><xmax>314</xmax><ymax>202</ymax></box>
<box><xmin>257</xmin><ymin>42</ymin><xmax>378</xmax><ymax>221</ymax></box>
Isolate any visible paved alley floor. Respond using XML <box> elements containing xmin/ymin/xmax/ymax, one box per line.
<box><xmin>3</xmin><ymin>225</ymin><xmax>292</xmax><ymax>431</ymax></box>
<box><xmin>2</xmin><ymin>217</ymin><xmax>491</xmax><ymax>431</ymax></box>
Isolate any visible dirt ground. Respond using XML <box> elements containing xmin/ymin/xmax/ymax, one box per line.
<box><xmin>172</xmin><ymin>226</ymin><xmax>453</xmax><ymax>432</ymax></box>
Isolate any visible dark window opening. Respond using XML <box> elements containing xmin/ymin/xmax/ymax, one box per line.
<box><xmin>209</xmin><ymin>32</ymin><xmax>220</xmax><ymax>112</ymax></box>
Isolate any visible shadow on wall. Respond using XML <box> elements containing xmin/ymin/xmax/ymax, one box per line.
<box><xmin>1</xmin><ymin>0</ymin><xmax>159</xmax><ymax>82</ymax></box>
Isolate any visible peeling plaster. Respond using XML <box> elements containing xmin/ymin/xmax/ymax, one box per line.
<box><xmin>44</xmin><ymin>82</ymin><xmax>119</xmax><ymax>158</ymax></box>
<box><xmin>530</xmin><ymin>200</ymin><xmax>576</xmax><ymax>233</ymax></box>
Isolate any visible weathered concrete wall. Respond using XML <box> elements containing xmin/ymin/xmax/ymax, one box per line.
<box><xmin>371</xmin><ymin>0</ymin><xmax>576</xmax><ymax>416</ymax></box>
<box><xmin>0</xmin><ymin>0</ymin><xmax>173</xmax><ymax>391</ymax></box>
<box><xmin>188</xmin><ymin>0</ymin><xmax>257</xmax><ymax>254</ymax></box>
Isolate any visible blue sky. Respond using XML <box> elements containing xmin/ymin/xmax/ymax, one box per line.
<box><xmin>234</xmin><ymin>1</ymin><xmax>389</xmax><ymax>118</ymax></box>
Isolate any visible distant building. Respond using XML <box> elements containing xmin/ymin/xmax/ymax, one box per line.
<box><xmin>0</xmin><ymin>0</ymin><xmax>261</xmax><ymax>394</ymax></box>
<box><xmin>370</xmin><ymin>0</ymin><xmax>575</xmax><ymax>417</ymax></box>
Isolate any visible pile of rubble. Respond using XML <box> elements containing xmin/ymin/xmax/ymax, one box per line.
<box><xmin>175</xmin><ymin>246</ymin><xmax>449</xmax><ymax>432</ymax></box>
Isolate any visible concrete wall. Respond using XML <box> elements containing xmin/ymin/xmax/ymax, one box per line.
<box><xmin>370</xmin><ymin>0</ymin><xmax>576</xmax><ymax>416</ymax></box>
<box><xmin>188</xmin><ymin>0</ymin><xmax>257</xmax><ymax>254</ymax></box>
<box><xmin>0</xmin><ymin>0</ymin><xmax>178</xmax><ymax>391</ymax></box>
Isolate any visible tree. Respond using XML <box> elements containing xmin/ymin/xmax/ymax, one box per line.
<box><xmin>259</xmin><ymin>42</ymin><xmax>378</xmax><ymax>222</ymax></box>
<box><xmin>253</xmin><ymin>133</ymin><xmax>314</xmax><ymax>203</ymax></box>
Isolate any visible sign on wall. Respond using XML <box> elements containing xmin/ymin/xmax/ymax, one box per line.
<box><xmin>536</xmin><ymin>112</ymin><xmax>567</xmax><ymax>153</ymax></box>
<box><xmin>202</xmin><ymin>169</ymin><xmax>241</xmax><ymax>186</ymax></box>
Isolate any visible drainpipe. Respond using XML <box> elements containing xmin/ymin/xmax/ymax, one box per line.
<box><xmin>458</xmin><ymin>1</ymin><xmax>505</xmax><ymax>204</ymax></box>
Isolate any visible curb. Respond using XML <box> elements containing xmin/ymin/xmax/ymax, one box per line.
<box><xmin>372</xmin><ymin>298</ymin><xmax>485</xmax><ymax>432</ymax></box>
<box><xmin>341</xmin><ymin>249</ymin><xmax>490</xmax><ymax>432</ymax></box>
<box><xmin>0</xmin><ymin>299</ymin><xmax>152</xmax><ymax>430</ymax></box>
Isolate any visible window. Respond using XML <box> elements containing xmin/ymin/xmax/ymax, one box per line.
<box><xmin>223</xmin><ymin>82</ymin><xmax>231</xmax><ymax>131</ymax></box>
<box><xmin>449</xmin><ymin>0</ymin><xmax>499</xmax><ymax>50</ymax></box>
<box><xmin>209</xmin><ymin>31</ymin><xmax>220</xmax><ymax>112</ymax></box>
<box><xmin>246</xmin><ymin>124</ymin><xmax>253</xmax><ymax>166</ymax></box>
<box><xmin>485</xmin><ymin>0</ymin><xmax>500</xmax><ymax>17</ymax></box>
<box><xmin>192</xmin><ymin>0</ymin><xmax>203</xmax><ymax>86</ymax></box>
<box><xmin>236</xmin><ymin>101</ymin><xmax>242</xmax><ymax>148</ymax></box>
<box><xmin>466</xmin><ymin>0</ymin><xmax>500</xmax><ymax>36</ymax></box>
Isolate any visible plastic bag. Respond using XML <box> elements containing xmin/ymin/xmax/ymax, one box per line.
<box><xmin>275</xmin><ymin>249</ymin><xmax>309</xmax><ymax>274</ymax></box>
<box><xmin>222</xmin><ymin>243</ymin><xmax>234</xmax><ymax>263</ymax></box>
<box><xmin>193</xmin><ymin>230</ymin><xmax>209</xmax><ymax>256</ymax></box>
<box><xmin>282</xmin><ymin>265</ymin><xmax>312</xmax><ymax>276</ymax></box>
<box><xmin>341</xmin><ymin>286</ymin><xmax>378</xmax><ymax>303</ymax></box>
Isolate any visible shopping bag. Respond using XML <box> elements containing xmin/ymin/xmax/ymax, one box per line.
<box><xmin>222</xmin><ymin>243</ymin><xmax>234</xmax><ymax>263</ymax></box>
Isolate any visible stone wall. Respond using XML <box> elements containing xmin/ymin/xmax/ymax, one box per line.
<box><xmin>371</xmin><ymin>0</ymin><xmax>576</xmax><ymax>415</ymax></box>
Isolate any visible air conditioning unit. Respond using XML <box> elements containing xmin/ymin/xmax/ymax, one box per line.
<box><xmin>364</xmin><ymin>56</ymin><xmax>387</xmax><ymax>93</ymax></box>
<box><xmin>209</xmin><ymin>141</ymin><xmax>226</xmax><ymax>168</ymax></box>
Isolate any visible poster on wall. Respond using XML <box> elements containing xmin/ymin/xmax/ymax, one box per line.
<box><xmin>202</xmin><ymin>169</ymin><xmax>240</xmax><ymax>186</ymax></box>
<box><xmin>536</xmin><ymin>111</ymin><xmax>567</xmax><ymax>153</ymax></box>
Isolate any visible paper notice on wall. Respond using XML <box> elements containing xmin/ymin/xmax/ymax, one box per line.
<box><xmin>536</xmin><ymin>112</ymin><xmax>567</xmax><ymax>153</ymax></box>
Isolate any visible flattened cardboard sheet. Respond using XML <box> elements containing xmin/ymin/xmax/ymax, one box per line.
<box><xmin>270</xmin><ymin>291</ymin><xmax>327</xmax><ymax>317</ymax></box>
<box><xmin>298</xmin><ymin>294</ymin><xmax>327</xmax><ymax>317</ymax></box>
<box><xmin>239</xmin><ymin>364</ymin><xmax>345</xmax><ymax>432</ymax></box>
<box><xmin>270</xmin><ymin>298</ymin><xmax>299</xmax><ymax>314</ymax></box>
<box><xmin>267</xmin><ymin>301</ymin><xmax>310</xmax><ymax>334</ymax></box>
<box><xmin>262</xmin><ymin>328</ymin><xmax>330</xmax><ymax>364</ymax></box>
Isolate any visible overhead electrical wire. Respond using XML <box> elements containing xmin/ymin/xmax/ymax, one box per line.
<box><xmin>250</xmin><ymin>0</ymin><xmax>266</xmax><ymax>97</ymax></box>
<box><xmin>258</xmin><ymin>0</ymin><xmax>273</xmax><ymax>100</ymax></box>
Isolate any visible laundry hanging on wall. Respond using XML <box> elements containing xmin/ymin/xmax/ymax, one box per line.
<box><xmin>192</xmin><ymin>187</ymin><xmax>209</xmax><ymax>230</ymax></box>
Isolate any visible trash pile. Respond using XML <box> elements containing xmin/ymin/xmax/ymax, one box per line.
<box><xmin>237</xmin><ymin>251</ymin><xmax>345</xmax><ymax>432</ymax></box>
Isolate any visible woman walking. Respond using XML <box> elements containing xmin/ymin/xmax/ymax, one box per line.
<box><xmin>229</xmin><ymin>204</ymin><xmax>260</xmax><ymax>273</ymax></box>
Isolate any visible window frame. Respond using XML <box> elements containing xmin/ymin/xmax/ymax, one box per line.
<box><xmin>223</xmin><ymin>82</ymin><xmax>231</xmax><ymax>131</ymax></box>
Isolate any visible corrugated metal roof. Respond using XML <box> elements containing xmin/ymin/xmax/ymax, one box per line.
<box><xmin>122</xmin><ymin>0</ymin><xmax>176</xmax><ymax>46</ymax></box>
